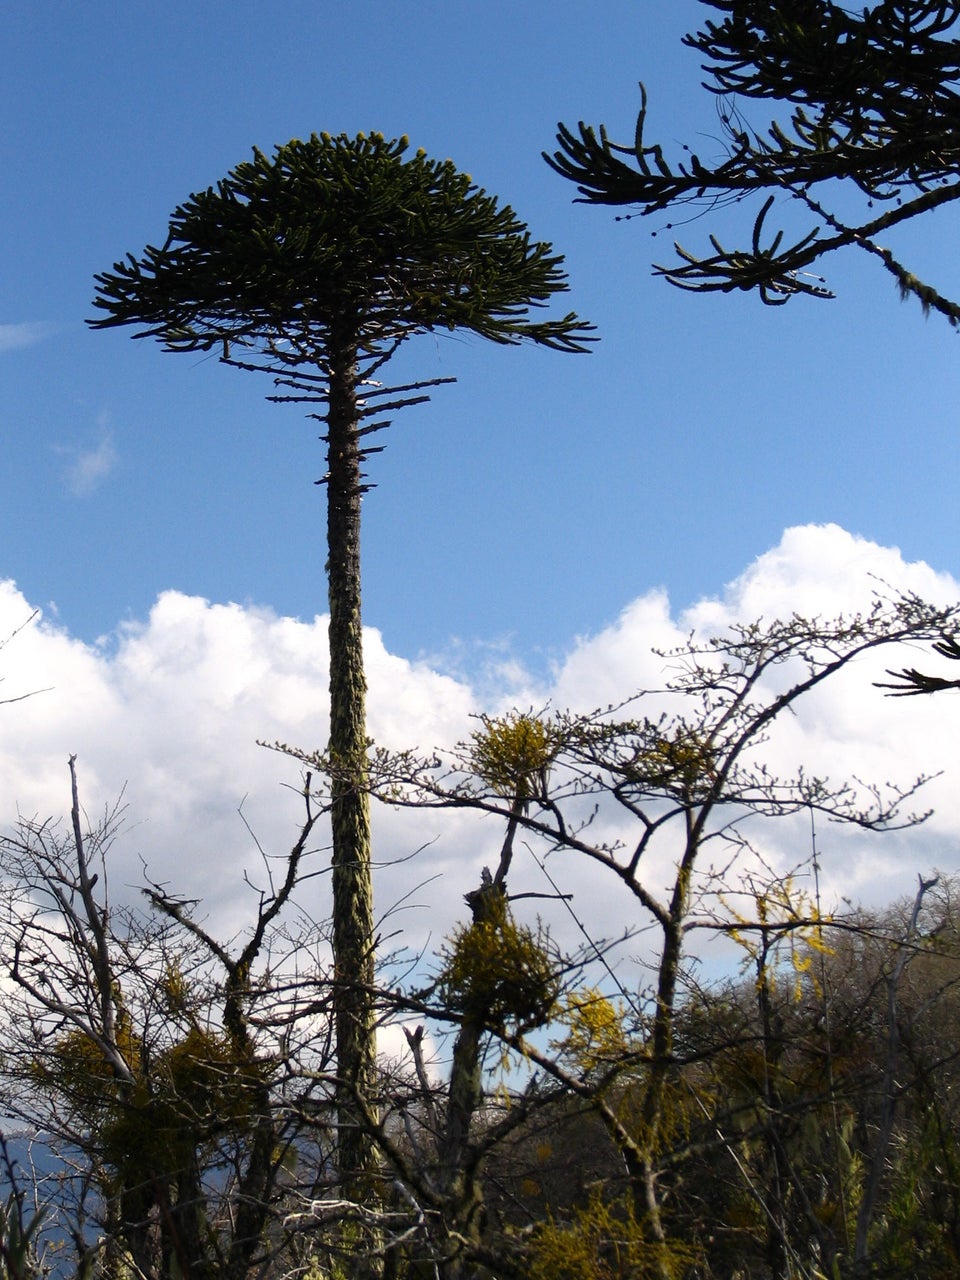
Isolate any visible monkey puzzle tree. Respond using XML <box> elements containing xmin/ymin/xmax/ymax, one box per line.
<box><xmin>89</xmin><ymin>130</ymin><xmax>594</xmax><ymax>1197</ymax></box>
<box><xmin>548</xmin><ymin>0</ymin><xmax>960</xmax><ymax>324</ymax></box>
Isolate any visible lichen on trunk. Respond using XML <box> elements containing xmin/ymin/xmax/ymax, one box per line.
<box><xmin>325</xmin><ymin>328</ymin><xmax>379</xmax><ymax>1196</ymax></box>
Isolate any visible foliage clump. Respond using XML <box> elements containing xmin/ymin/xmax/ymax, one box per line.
<box><xmin>438</xmin><ymin>892</ymin><xmax>560</xmax><ymax>1030</ymax></box>
<box><xmin>36</xmin><ymin>1018</ymin><xmax>265</xmax><ymax>1187</ymax></box>
<box><xmin>469</xmin><ymin>711</ymin><xmax>559</xmax><ymax>801</ymax></box>
<box><xmin>528</xmin><ymin>1190</ymin><xmax>696</xmax><ymax>1280</ymax></box>
<box><xmin>635</xmin><ymin>725</ymin><xmax>717</xmax><ymax>796</ymax></box>
<box><xmin>554</xmin><ymin>988</ymin><xmax>632</xmax><ymax>1076</ymax></box>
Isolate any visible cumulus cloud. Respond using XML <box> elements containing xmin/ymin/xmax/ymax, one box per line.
<box><xmin>0</xmin><ymin>584</ymin><xmax>475</xmax><ymax>938</ymax></box>
<box><xmin>0</xmin><ymin>523</ymin><xmax>958</xmax><ymax>984</ymax></box>
<box><xmin>538</xmin><ymin>524</ymin><xmax>960</xmax><ymax>915</ymax></box>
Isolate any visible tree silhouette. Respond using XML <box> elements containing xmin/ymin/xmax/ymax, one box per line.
<box><xmin>547</xmin><ymin>1</ymin><xmax>960</xmax><ymax>324</ymax></box>
<box><xmin>877</xmin><ymin>634</ymin><xmax>960</xmax><ymax>694</ymax></box>
<box><xmin>89</xmin><ymin>130</ymin><xmax>594</xmax><ymax>1200</ymax></box>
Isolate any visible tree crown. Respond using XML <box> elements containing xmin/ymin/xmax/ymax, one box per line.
<box><xmin>91</xmin><ymin>130</ymin><xmax>595</xmax><ymax>355</ymax></box>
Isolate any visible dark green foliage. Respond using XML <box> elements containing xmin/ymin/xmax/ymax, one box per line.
<box><xmin>91</xmin><ymin>131</ymin><xmax>595</xmax><ymax>355</ymax></box>
<box><xmin>691</xmin><ymin>0</ymin><xmax>960</xmax><ymax>191</ymax></box>
<box><xmin>547</xmin><ymin>1</ymin><xmax>960</xmax><ymax>320</ymax></box>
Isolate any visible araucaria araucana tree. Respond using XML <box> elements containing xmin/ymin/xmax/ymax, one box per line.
<box><xmin>547</xmin><ymin>1</ymin><xmax>960</xmax><ymax>324</ymax></box>
<box><xmin>88</xmin><ymin>131</ymin><xmax>594</xmax><ymax>1196</ymax></box>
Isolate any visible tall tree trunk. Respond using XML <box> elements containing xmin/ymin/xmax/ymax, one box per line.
<box><xmin>325</xmin><ymin>328</ymin><xmax>379</xmax><ymax>1199</ymax></box>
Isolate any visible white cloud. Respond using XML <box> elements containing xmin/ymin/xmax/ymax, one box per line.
<box><xmin>534</xmin><ymin>524</ymin><xmax>960</xmax><ymax>915</ymax></box>
<box><xmin>0</xmin><ymin>322</ymin><xmax>57</xmax><ymax>353</ymax></box>
<box><xmin>687</xmin><ymin>523</ymin><xmax>955</xmax><ymax>630</ymax></box>
<box><xmin>0</xmin><ymin>523</ymin><xmax>958</xmax><ymax>990</ymax></box>
<box><xmin>56</xmin><ymin>429</ymin><xmax>118</xmax><ymax>496</ymax></box>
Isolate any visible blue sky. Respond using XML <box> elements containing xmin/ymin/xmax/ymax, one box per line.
<box><xmin>5</xmin><ymin>0</ymin><xmax>960</xmax><ymax>671</ymax></box>
<box><xmin>5</xmin><ymin>2</ymin><xmax>960</xmax><ymax>962</ymax></box>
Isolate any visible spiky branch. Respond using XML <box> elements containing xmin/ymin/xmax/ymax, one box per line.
<box><xmin>547</xmin><ymin>1</ymin><xmax>960</xmax><ymax>320</ymax></box>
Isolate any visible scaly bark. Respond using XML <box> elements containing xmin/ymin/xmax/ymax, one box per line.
<box><xmin>325</xmin><ymin>324</ymin><xmax>379</xmax><ymax>1199</ymax></box>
